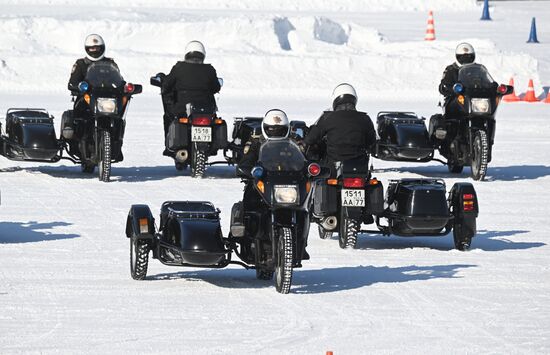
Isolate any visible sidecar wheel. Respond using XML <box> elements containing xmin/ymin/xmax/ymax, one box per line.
<box><xmin>130</xmin><ymin>238</ymin><xmax>150</xmax><ymax>280</ymax></box>
<box><xmin>471</xmin><ymin>130</ymin><xmax>488</xmax><ymax>181</ymax></box>
<box><xmin>275</xmin><ymin>227</ymin><xmax>294</xmax><ymax>294</ymax></box>
<box><xmin>338</xmin><ymin>209</ymin><xmax>359</xmax><ymax>249</ymax></box>
<box><xmin>318</xmin><ymin>224</ymin><xmax>333</xmax><ymax>240</ymax></box>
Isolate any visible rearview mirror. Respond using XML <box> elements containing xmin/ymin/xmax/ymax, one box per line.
<box><xmin>132</xmin><ymin>84</ymin><xmax>143</xmax><ymax>94</ymax></box>
<box><xmin>150</xmin><ymin>76</ymin><xmax>162</xmax><ymax>87</ymax></box>
<box><xmin>505</xmin><ymin>85</ymin><xmax>514</xmax><ymax>95</ymax></box>
<box><xmin>218</xmin><ymin>77</ymin><xmax>224</xmax><ymax>87</ymax></box>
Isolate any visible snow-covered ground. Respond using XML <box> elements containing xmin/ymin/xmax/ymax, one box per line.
<box><xmin>1</xmin><ymin>1</ymin><xmax>550</xmax><ymax>354</ymax></box>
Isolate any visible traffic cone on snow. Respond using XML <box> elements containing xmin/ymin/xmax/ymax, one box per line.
<box><xmin>522</xmin><ymin>79</ymin><xmax>539</xmax><ymax>102</ymax></box>
<box><xmin>527</xmin><ymin>17</ymin><xmax>539</xmax><ymax>43</ymax></box>
<box><xmin>480</xmin><ymin>0</ymin><xmax>492</xmax><ymax>21</ymax></box>
<box><xmin>425</xmin><ymin>11</ymin><xmax>436</xmax><ymax>41</ymax></box>
<box><xmin>503</xmin><ymin>78</ymin><xmax>521</xmax><ymax>102</ymax></box>
<box><xmin>543</xmin><ymin>89</ymin><xmax>550</xmax><ymax>103</ymax></box>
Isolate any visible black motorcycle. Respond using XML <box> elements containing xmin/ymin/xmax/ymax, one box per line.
<box><xmin>429</xmin><ymin>63</ymin><xmax>513</xmax><ymax>180</ymax></box>
<box><xmin>0</xmin><ymin>62</ymin><xmax>141</xmax><ymax>182</ymax></box>
<box><xmin>311</xmin><ymin>156</ymin><xmax>385</xmax><ymax>249</ymax></box>
<box><xmin>150</xmin><ymin>73</ymin><xmax>228</xmax><ymax>177</ymax></box>
<box><xmin>62</xmin><ymin>61</ymin><xmax>142</xmax><ymax>181</ymax></box>
<box><xmin>125</xmin><ymin>139</ymin><xmax>326</xmax><ymax>294</ymax></box>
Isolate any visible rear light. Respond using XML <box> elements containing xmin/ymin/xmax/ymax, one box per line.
<box><xmin>179</xmin><ymin>117</ymin><xmax>189</xmax><ymax>124</ymax></box>
<box><xmin>214</xmin><ymin>118</ymin><xmax>224</xmax><ymax>125</ymax></box>
<box><xmin>343</xmin><ymin>177</ymin><xmax>365</xmax><ymax>188</ymax></box>
<box><xmin>463</xmin><ymin>200</ymin><xmax>475</xmax><ymax>212</ymax></box>
<box><xmin>192</xmin><ymin>116</ymin><xmax>211</xmax><ymax>126</ymax></box>
<box><xmin>369</xmin><ymin>178</ymin><xmax>379</xmax><ymax>185</ymax></box>
<box><xmin>497</xmin><ymin>84</ymin><xmax>507</xmax><ymax>94</ymax></box>
<box><xmin>463</xmin><ymin>193</ymin><xmax>474</xmax><ymax>200</ymax></box>
<box><xmin>327</xmin><ymin>179</ymin><xmax>338</xmax><ymax>186</ymax></box>
<box><xmin>124</xmin><ymin>83</ymin><xmax>135</xmax><ymax>93</ymax></box>
<box><xmin>308</xmin><ymin>163</ymin><xmax>321</xmax><ymax>177</ymax></box>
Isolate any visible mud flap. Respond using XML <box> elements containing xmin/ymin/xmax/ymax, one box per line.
<box><xmin>126</xmin><ymin>204</ymin><xmax>155</xmax><ymax>240</ymax></box>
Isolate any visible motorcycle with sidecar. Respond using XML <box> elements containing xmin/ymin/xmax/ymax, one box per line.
<box><xmin>312</xmin><ymin>167</ymin><xmax>479</xmax><ymax>251</ymax></box>
<box><xmin>0</xmin><ymin>61</ymin><xmax>142</xmax><ymax>182</ymax></box>
<box><xmin>374</xmin><ymin>63</ymin><xmax>513</xmax><ymax>181</ymax></box>
<box><xmin>125</xmin><ymin>138</ymin><xmax>327</xmax><ymax>294</ymax></box>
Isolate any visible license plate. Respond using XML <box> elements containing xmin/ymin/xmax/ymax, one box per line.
<box><xmin>341</xmin><ymin>189</ymin><xmax>365</xmax><ymax>207</ymax></box>
<box><xmin>191</xmin><ymin>126</ymin><xmax>212</xmax><ymax>142</ymax></box>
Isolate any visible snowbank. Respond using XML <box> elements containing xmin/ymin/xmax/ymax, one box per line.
<box><xmin>0</xmin><ymin>13</ymin><xmax>539</xmax><ymax>100</ymax></box>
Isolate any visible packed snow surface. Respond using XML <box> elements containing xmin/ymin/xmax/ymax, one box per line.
<box><xmin>1</xmin><ymin>1</ymin><xmax>550</xmax><ymax>354</ymax></box>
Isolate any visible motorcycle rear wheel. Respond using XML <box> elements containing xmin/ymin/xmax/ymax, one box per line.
<box><xmin>338</xmin><ymin>208</ymin><xmax>359</xmax><ymax>249</ymax></box>
<box><xmin>191</xmin><ymin>146</ymin><xmax>206</xmax><ymax>178</ymax></box>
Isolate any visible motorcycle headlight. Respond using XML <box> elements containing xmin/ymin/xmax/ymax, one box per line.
<box><xmin>471</xmin><ymin>98</ymin><xmax>490</xmax><ymax>113</ymax></box>
<box><xmin>96</xmin><ymin>98</ymin><xmax>117</xmax><ymax>114</ymax></box>
<box><xmin>274</xmin><ymin>185</ymin><xmax>299</xmax><ymax>204</ymax></box>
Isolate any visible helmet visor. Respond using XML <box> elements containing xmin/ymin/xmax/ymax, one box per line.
<box><xmin>263</xmin><ymin>124</ymin><xmax>288</xmax><ymax>138</ymax></box>
<box><xmin>456</xmin><ymin>53</ymin><xmax>475</xmax><ymax>65</ymax></box>
<box><xmin>86</xmin><ymin>45</ymin><xmax>105</xmax><ymax>59</ymax></box>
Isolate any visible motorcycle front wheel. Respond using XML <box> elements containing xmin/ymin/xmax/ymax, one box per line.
<box><xmin>275</xmin><ymin>227</ymin><xmax>294</xmax><ymax>294</ymax></box>
<box><xmin>471</xmin><ymin>130</ymin><xmax>489</xmax><ymax>181</ymax></box>
<box><xmin>98</xmin><ymin>130</ymin><xmax>112</xmax><ymax>182</ymax></box>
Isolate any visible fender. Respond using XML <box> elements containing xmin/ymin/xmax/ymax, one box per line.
<box><xmin>449</xmin><ymin>182</ymin><xmax>479</xmax><ymax>218</ymax></box>
<box><xmin>126</xmin><ymin>204</ymin><xmax>155</xmax><ymax>240</ymax></box>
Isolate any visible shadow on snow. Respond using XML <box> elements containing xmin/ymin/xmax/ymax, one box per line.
<box><xmin>146</xmin><ymin>263</ymin><xmax>476</xmax><ymax>294</ymax></box>
<box><xmin>0</xmin><ymin>221</ymin><xmax>79</xmax><ymax>243</ymax></box>
<box><xmin>22</xmin><ymin>164</ymin><xmax>237</xmax><ymax>182</ymax></box>
<box><xmin>352</xmin><ymin>229</ymin><xmax>542</xmax><ymax>252</ymax></box>
<box><xmin>376</xmin><ymin>164</ymin><xmax>550</xmax><ymax>182</ymax></box>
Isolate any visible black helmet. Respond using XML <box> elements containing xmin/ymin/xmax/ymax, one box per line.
<box><xmin>84</xmin><ymin>34</ymin><xmax>105</xmax><ymax>61</ymax></box>
<box><xmin>455</xmin><ymin>42</ymin><xmax>475</xmax><ymax>66</ymax></box>
<box><xmin>331</xmin><ymin>83</ymin><xmax>358</xmax><ymax>110</ymax></box>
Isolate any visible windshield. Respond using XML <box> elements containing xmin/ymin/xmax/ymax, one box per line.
<box><xmin>258</xmin><ymin>139</ymin><xmax>306</xmax><ymax>172</ymax></box>
<box><xmin>85</xmin><ymin>62</ymin><xmax>124</xmax><ymax>89</ymax></box>
<box><xmin>458</xmin><ymin>63</ymin><xmax>495</xmax><ymax>90</ymax></box>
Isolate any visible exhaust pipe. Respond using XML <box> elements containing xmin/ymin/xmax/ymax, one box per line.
<box><xmin>320</xmin><ymin>216</ymin><xmax>338</xmax><ymax>231</ymax></box>
<box><xmin>175</xmin><ymin>149</ymin><xmax>188</xmax><ymax>163</ymax></box>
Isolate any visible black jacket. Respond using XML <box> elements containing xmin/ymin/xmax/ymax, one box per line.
<box><xmin>68</xmin><ymin>57</ymin><xmax>118</xmax><ymax>92</ymax></box>
<box><xmin>439</xmin><ymin>62</ymin><xmax>460</xmax><ymax>98</ymax></box>
<box><xmin>162</xmin><ymin>61</ymin><xmax>221</xmax><ymax>115</ymax></box>
<box><xmin>304</xmin><ymin>107</ymin><xmax>376</xmax><ymax>163</ymax></box>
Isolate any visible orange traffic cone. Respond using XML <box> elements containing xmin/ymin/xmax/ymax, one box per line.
<box><xmin>522</xmin><ymin>79</ymin><xmax>539</xmax><ymax>102</ymax></box>
<box><xmin>425</xmin><ymin>11</ymin><xmax>436</xmax><ymax>41</ymax></box>
<box><xmin>503</xmin><ymin>78</ymin><xmax>521</xmax><ymax>102</ymax></box>
<box><xmin>544</xmin><ymin>90</ymin><xmax>550</xmax><ymax>103</ymax></box>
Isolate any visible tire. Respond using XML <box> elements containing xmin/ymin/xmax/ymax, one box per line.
<box><xmin>471</xmin><ymin>130</ymin><xmax>489</xmax><ymax>181</ymax></box>
<box><xmin>275</xmin><ymin>227</ymin><xmax>294</xmax><ymax>294</ymax></box>
<box><xmin>98</xmin><ymin>130</ymin><xmax>112</xmax><ymax>182</ymax></box>
<box><xmin>448</xmin><ymin>160</ymin><xmax>464</xmax><ymax>174</ymax></box>
<box><xmin>453</xmin><ymin>221</ymin><xmax>472</xmax><ymax>251</ymax></box>
<box><xmin>338</xmin><ymin>208</ymin><xmax>359</xmax><ymax>249</ymax></box>
<box><xmin>81</xmin><ymin>163</ymin><xmax>95</xmax><ymax>174</ymax></box>
<box><xmin>191</xmin><ymin>146</ymin><xmax>206</xmax><ymax>178</ymax></box>
<box><xmin>130</xmin><ymin>238</ymin><xmax>150</xmax><ymax>280</ymax></box>
<box><xmin>318</xmin><ymin>224</ymin><xmax>333</xmax><ymax>240</ymax></box>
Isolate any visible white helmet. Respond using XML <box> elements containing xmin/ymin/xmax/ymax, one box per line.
<box><xmin>185</xmin><ymin>40</ymin><xmax>206</xmax><ymax>63</ymax></box>
<box><xmin>262</xmin><ymin>109</ymin><xmax>289</xmax><ymax>140</ymax></box>
<box><xmin>84</xmin><ymin>34</ymin><xmax>105</xmax><ymax>62</ymax></box>
<box><xmin>455</xmin><ymin>42</ymin><xmax>475</xmax><ymax>66</ymax></box>
<box><xmin>331</xmin><ymin>83</ymin><xmax>358</xmax><ymax>110</ymax></box>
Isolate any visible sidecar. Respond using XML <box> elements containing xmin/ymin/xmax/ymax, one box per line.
<box><xmin>0</xmin><ymin>108</ymin><xmax>61</xmax><ymax>162</ymax></box>
<box><xmin>370</xmin><ymin>179</ymin><xmax>478</xmax><ymax>250</ymax></box>
<box><xmin>125</xmin><ymin>201</ymin><xmax>233</xmax><ymax>278</ymax></box>
<box><xmin>374</xmin><ymin>111</ymin><xmax>434</xmax><ymax>162</ymax></box>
